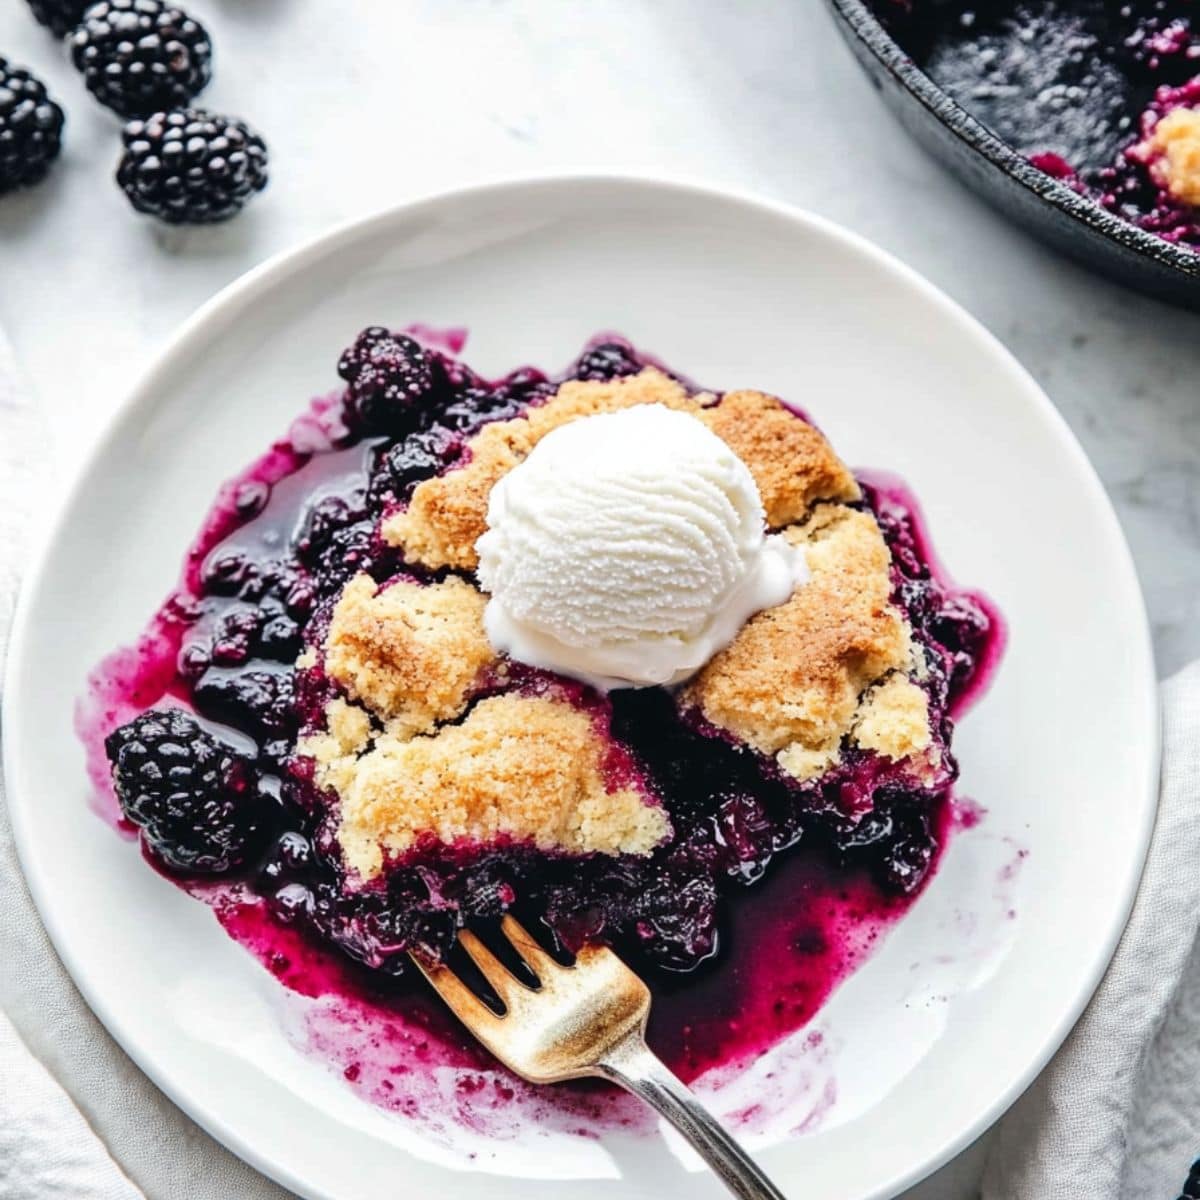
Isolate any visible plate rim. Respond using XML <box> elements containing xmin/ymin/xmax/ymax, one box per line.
<box><xmin>3</xmin><ymin>171</ymin><xmax>1161</xmax><ymax>1200</ymax></box>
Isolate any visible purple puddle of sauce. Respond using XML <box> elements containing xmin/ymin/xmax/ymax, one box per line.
<box><xmin>860</xmin><ymin>468</ymin><xmax>1007</xmax><ymax>719</ymax></box>
<box><xmin>77</xmin><ymin>330</ymin><xmax>1005</xmax><ymax>1136</ymax></box>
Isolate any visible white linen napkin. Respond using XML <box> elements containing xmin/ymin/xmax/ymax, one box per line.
<box><xmin>1</xmin><ymin>323</ymin><xmax>1198</xmax><ymax>1200</ymax></box>
<box><xmin>0</xmin><ymin>1013</ymin><xmax>143</xmax><ymax>1200</ymax></box>
<box><xmin>982</xmin><ymin>660</ymin><xmax>1200</xmax><ymax>1200</ymax></box>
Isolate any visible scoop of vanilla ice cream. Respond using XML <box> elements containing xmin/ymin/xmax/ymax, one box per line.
<box><xmin>475</xmin><ymin>404</ymin><xmax>808</xmax><ymax>690</ymax></box>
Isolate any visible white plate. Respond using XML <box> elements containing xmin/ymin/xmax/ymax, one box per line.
<box><xmin>5</xmin><ymin>177</ymin><xmax>1158</xmax><ymax>1200</ymax></box>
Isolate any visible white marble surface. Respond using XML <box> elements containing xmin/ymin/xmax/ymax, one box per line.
<box><xmin>0</xmin><ymin>1</ymin><xmax>1194</xmax><ymax>1197</ymax></box>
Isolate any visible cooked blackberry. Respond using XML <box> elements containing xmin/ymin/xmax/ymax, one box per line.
<box><xmin>337</xmin><ymin>328</ymin><xmax>436</xmax><ymax>433</ymax></box>
<box><xmin>875</xmin><ymin>802</ymin><xmax>937</xmax><ymax>894</ymax></box>
<box><xmin>0</xmin><ymin>58</ymin><xmax>65</xmax><ymax>195</ymax></box>
<box><xmin>633</xmin><ymin>873</ymin><xmax>720</xmax><ymax>970</ymax></box>
<box><xmin>439</xmin><ymin>392</ymin><xmax>519</xmax><ymax>434</ymax></box>
<box><xmin>258</xmin><ymin>830</ymin><xmax>315</xmax><ymax>890</ymax></box>
<box><xmin>24</xmin><ymin>0</ymin><xmax>90</xmax><ymax>35</ymax></box>
<box><xmin>192</xmin><ymin>665</ymin><xmax>296</xmax><ymax>746</ymax></box>
<box><xmin>571</xmin><ymin>340</ymin><xmax>644</xmax><ymax>381</ymax></box>
<box><xmin>368</xmin><ymin>426</ymin><xmax>461</xmax><ymax>505</ymax></box>
<box><xmin>70</xmin><ymin>0</ymin><xmax>212</xmax><ymax>118</ymax></box>
<box><xmin>294</xmin><ymin>492</ymin><xmax>369</xmax><ymax>566</ymax></box>
<box><xmin>307</xmin><ymin>519</ymin><xmax>386</xmax><ymax>600</ymax></box>
<box><xmin>116</xmin><ymin>107</ymin><xmax>268</xmax><ymax>224</ymax></box>
<box><xmin>303</xmin><ymin>877</ymin><xmax>460</xmax><ymax>974</ymax></box>
<box><xmin>106</xmin><ymin>708</ymin><xmax>267</xmax><ymax>873</ymax></box>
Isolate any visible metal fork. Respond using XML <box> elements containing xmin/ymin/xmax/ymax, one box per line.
<box><xmin>414</xmin><ymin>915</ymin><xmax>788</xmax><ymax>1200</ymax></box>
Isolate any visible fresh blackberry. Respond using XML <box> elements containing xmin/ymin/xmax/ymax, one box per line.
<box><xmin>70</xmin><ymin>0</ymin><xmax>212</xmax><ymax>118</ymax></box>
<box><xmin>337</xmin><ymin>328</ymin><xmax>436</xmax><ymax>433</ymax></box>
<box><xmin>0</xmin><ymin>59</ymin><xmax>65</xmax><ymax>195</ymax></box>
<box><xmin>116</xmin><ymin>108</ymin><xmax>268</xmax><ymax>224</ymax></box>
<box><xmin>105</xmin><ymin>708</ymin><xmax>266</xmax><ymax>873</ymax></box>
<box><xmin>24</xmin><ymin>0</ymin><xmax>90</xmax><ymax>36</ymax></box>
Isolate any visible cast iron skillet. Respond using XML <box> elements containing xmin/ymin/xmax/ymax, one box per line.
<box><xmin>826</xmin><ymin>0</ymin><xmax>1200</xmax><ymax>309</ymax></box>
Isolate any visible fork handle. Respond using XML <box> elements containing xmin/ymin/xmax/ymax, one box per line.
<box><xmin>596</xmin><ymin>1031</ymin><xmax>789</xmax><ymax>1200</ymax></box>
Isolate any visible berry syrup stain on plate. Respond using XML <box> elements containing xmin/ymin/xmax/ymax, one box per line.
<box><xmin>77</xmin><ymin>327</ymin><xmax>1008</xmax><ymax>1149</ymax></box>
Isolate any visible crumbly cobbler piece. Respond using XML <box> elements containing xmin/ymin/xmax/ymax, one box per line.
<box><xmin>853</xmin><ymin>673</ymin><xmax>934</xmax><ymax>763</ymax></box>
<box><xmin>306</xmin><ymin>361</ymin><xmax>935</xmax><ymax>877</ymax></box>
<box><xmin>683</xmin><ymin>504</ymin><xmax>926</xmax><ymax>782</ymax></box>
<box><xmin>325</xmin><ymin>573</ymin><xmax>495</xmax><ymax>736</ymax></box>
<box><xmin>1139</xmin><ymin>107</ymin><xmax>1200</xmax><ymax>206</ymax></box>
<box><xmin>383</xmin><ymin>369</ymin><xmax>705</xmax><ymax>570</ymax></box>
<box><xmin>99</xmin><ymin>327</ymin><xmax>998</xmax><ymax>1000</ymax></box>
<box><xmin>698</xmin><ymin>390</ymin><xmax>859</xmax><ymax>527</ymax></box>
<box><xmin>306</xmin><ymin>692</ymin><xmax>669</xmax><ymax>880</ymax></box>
<box><xmin>296</xmin><ymin>697</ymin><xmax>374</xmax><ymax>796</ymax></box>
<box><xmin>383</xmin><ymin>370</ymin><xmax>856</xmax><ymax>572</ymax></box>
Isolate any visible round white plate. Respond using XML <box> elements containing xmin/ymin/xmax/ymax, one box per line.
<box><xmin>5</xmin><ymin>177</ymin><xmax>1158</xmax><ymax>1200</ymax></box>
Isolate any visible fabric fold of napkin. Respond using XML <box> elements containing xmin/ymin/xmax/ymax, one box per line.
<box><xmin>983</xmin><ymin>661</ymin><xmax>1200</xmax><ymax>1200</ymax></box>
<box><xmin>0</xmin><ymin>1012</ymin><xmax>143</xmax><ymax>1200</ymax></box>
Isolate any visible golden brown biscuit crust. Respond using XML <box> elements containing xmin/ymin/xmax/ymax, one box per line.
<box><xmin>324</xmin><ymin>573</ymin><xmax>495</xmax><ymax>736</ymax></box>
<box><xmin>302</xmin><ymin>692</ymin><xmax>669</xmax><ymax>880</ymax></box>
<box><xmin>1140</xmin><ymin>107</ymin><xmax>1200</xmax><ymax>207</ymax></box>
<box><xmin>698</xmin><ymin>390</ymin><xmax>859</xmax><ymax>527</ymax></box>
<box><xmin>683</xmin><ymin>505</ymin><xmax>923</xmax><ymax>781</ymax></box>
<box><xmin>303</xmin><ymin>365</ymin><xmax>937</xmax><ymax>872</ymax></box>
<box><xmin>382</xmin><ymin>370</ymin><xmax>857</xmax><ymax>571</ymax></box>
<box><xmin>383</xmin><ymin>368</ymin><xmax>704</xmax><ymax>570</ymax></box>
<box><xmin>853</xmin><ymin>673</ymin><xmax>934</xmax><ymax>764</ymax></box>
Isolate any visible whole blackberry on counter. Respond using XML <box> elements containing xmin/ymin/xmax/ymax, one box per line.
<box><xmin>116</xmin><ymin>107</ymin><xmax>268</xmax><ymax>223</ymax></box>
<box><xmin>0</xmin><ymin>58</ymin><xmax>65</xmax><ymax>195</ymax></box>
<box><xmin>24</xmin><ymin>0</ymin><xmax>89</xmax><ymax>36</ymax></box>
<box><xmin>106</xmin><ymin>707</ymin><xmax>269</xmax><ymax>874</ymax></box>
<box><xmin>70</xmin><ymin>0</ymin><xmax>213</xmax><ymax>118</ymax></box>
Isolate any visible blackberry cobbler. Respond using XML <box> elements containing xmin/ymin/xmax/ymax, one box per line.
<box><xmin>873</xmin><ymin>0</ymin><xmax>1200</xmax><ymax>248</ymax></box>
<box><xmin>92</xmin><ymin>329</ymin><xmax>1000</xmax><ymax>1096</ymax></box>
